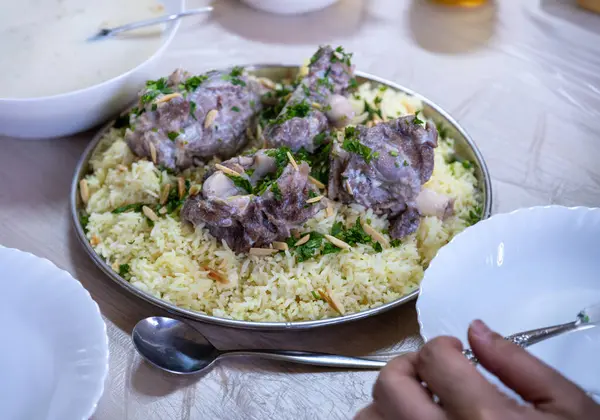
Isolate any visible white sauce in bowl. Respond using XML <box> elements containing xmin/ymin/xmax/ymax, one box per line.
<box><xmin>0</xmin><ymin>0</ymin><xmax>167</xmax><ymax>98</ymax></box>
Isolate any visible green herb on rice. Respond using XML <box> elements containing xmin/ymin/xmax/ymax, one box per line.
<box><xmin>390</xmin><ymin>239</ymin><xmax>402</xmax><ymax>247</ymax></box>
<box><xmin>413</xmin><ymin>110</ymin><xmax>425</xmax><ymax>126</ymax></box>
<box><xmin>467</xmin><ymin>205</ymin><xmax>483</xmax><ymax>226</ymax></box>
<box><xmin>221</xmin><ymin>66</ymin><xmax>246</xmax><ymax>87</ymax></box>
<box><xmin>435</xmin><ymin>121</ymin><xmax>450</xmax><ymax>140</ymax></box>
<box><xmin>225</xmin><ymin>174</ymin><xmax>253</xmax><ymax>194</ymax></box>
<box><xmin>167</xmin><ymin>131</ymin><xmax>179</xmax><ymax>141</ymax></box>
<box><xmin>141</xmin><ymin>77</ymin><xmax>173</xmax><ymax>106</ymax></box>
<box><xmin>118</xmin><ymin>264</ymin><xmax>131</xmax><ymax>279</ymax></box>
<box><xmin>112</xmin><ymin>203</ymin><xmax>145</xmax><ymax>214</ymax></box>
<box><xmin>181</xmin><ymin>75</ymin><xmax>208</xmax><ymax>92</ymax></box>
<box><xmin>273</xmin><ymin>101</ymin><xmax>311</xmax><ymax>125</ymax></box>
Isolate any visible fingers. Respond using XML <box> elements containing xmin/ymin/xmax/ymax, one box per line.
<box><xmin>372</xmin><ymin>352</ymin><xmax>446</xmax><ymax>420</ymax></box>
<box><xmin>354</xmin><ymin>404</ymin><xmax>383</xmax><ymax>420</ymax></box>
<box><xmin>416</xmin><ymin>336</ymin><xmax>508</xmax><ymax>416</ymax></box>
<box><xmin>468</xmin><ymin>319</ymin><xmax>599</xmax><ymax>414</ymax></box>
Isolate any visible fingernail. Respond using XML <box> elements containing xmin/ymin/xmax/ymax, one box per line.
<box><xmin>470</xmin><ymin>319</ymin><xmax>492</xmax><ymax>343</ymax></box>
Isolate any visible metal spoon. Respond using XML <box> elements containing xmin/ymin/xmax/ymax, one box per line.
<box><xmin>89</xmin><ymin>6</ymin><xmax>213</xmax><ymax>41</ymax></box>
<box><xmin>132</xmin><ymin>316</ymin><xmax>386</xmax><ymax>375</ymax></box>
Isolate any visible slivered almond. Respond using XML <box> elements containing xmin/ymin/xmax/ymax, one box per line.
<box><xmin>202</xmin><ymin>265</ymin><xmax>228</xmax><ymax>284</ymax></box>
<box><xmin>258</xmin><ymin>77</ymin><xmax>276</xmax><ymax>89</ymax></box>
<box><xmin>272</xmin><ymin>241</ymin><xmax>288</xmax><ymax>251</ymax></box>
<box><xmin>286</xmin><ymin>151</ymin><xmax>299</xmax><ymax>171</ymax></box>
<box><xmin>291</xmin><ymin>230</ymin><xmax>301</xmax><ymax>239</ymax></box>
<box><xmin>336</xmin><ymin>131</ymin><xmax>344</xmax><ymax>143</ymax></box>
<box><xmin>249</xmin><ymin>248</ymin><xmax>279</xmax><ymax>256</ymax></box>
<box><xmin>366</xmin><ymin>121</ymin><xmax>374</xmax><ymax>128</ymax></box>
<box><xmin>345</xmin><ymin>180</ymin><xmax>353</xmax><ymax>195</ymax></box>
<box><xmin>215</xmin><ymin>163</ymin><xmax>241</xmax><ymax>177</ymax></box>
<box><xmin>159</xmin><ymin>183</ymin><xmax>171</xmax><ymax>205</ymax></box>
<box><xmin>142</xmin><ymin>205</ymin><xmax>159</xmax><ymax>222</ymax></box>
<box><xmin>154</xmin><ymin>92</ymin><xmax>182</xmax><ymax>104</ymax></box>
<box><xmin>295</xmin><ymin>234</ymin><xmax>311</xmax><ymax>246</ymax></box>
<box><xmin>159</xmin><ymin>207</ymin><xmax>167</xmax><ymax>215</ymax></box>
<box><xmin>149</xmin><ymin>142</ymin><xmax>157</xmax><ymax>164</ymax></box>
<box><xmin>306</xmin><ymin>195</ymin><xmax>323</xmax><ymax>204</ymax></box>
<box><xmin>308</xmin><ymin>176</ymin><xmax>325</xmax><ymax>189</ymax></box>
<box><xmin>189</xmin><ymin>184</ymin><xmax>202</xmax><ymax>196</ymax></box>
<box><xmin>326</xmin><ymin>202</ymin><xmax>334</xmax><ymax>218</ymax></box>
<box><xmin>204</xmin><ymin>109</ymin><xmax>219</xmax><ymax>129</ymax></box>
<box><xmin>333</xmin><ymin>51</ymin><xmax>344</xmax><ymax>61</ymax></box>
<box><xmin>116</xmin><ymin>164</ymin><xmax>128</xmax><ymax>172</ymax></box>
<box><xmin>327</xmin><ymin>287</ymin><xmax>345</xmax><ymax>314</ymax></box>
<box><xmin>177</xmin><ymin>177</ymin><xmax>185</xmax><ymax>199</ymax></box>
<box><xmin>312</xmin><ymin>102</ymin><xmax>322</xmax><ymax>110</ymax></box>
<box><xmin>324</xmin><ymin>234</ymin><xmax>350</xmax><ymax>249</ymax></box>
<box><xmin>79</xmin><ymin>179</ymin><xmax>89</xmax><ymax>204</ymax></box>
<box><xmin>90</xmin><ymin>235</ymin><xmax>100</xmax><ymax>246</ymax></box>
<box><xmin>361</xmin><ymin>221</ymin><xmax>390</xmax><ymax>249</ymax></box>
<box><xmin>246</xmin><ymin>127</ymin><xmax>254</xmax><ymax>141</ymax></box>
<box><xmin>232</xmin><ymin>163</ymin><xmax>245</xmax><ymax>174</ymax></box>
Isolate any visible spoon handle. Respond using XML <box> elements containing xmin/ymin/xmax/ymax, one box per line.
<box><xmin>98</xmin><ymin>7</ymin><xmax>213</xmax><ymax>37</ymax></box>
<box><xmin>220</xmin><ymin>350</ymin><xmax>388</xmax><ymax>369</ymax></box>
<box><xmin>463</xmin><ymin>320</ymin><xmax>584</xmax><ymax>364</ymax></box>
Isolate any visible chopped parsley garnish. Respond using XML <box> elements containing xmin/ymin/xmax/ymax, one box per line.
<box><xmin>294</xmin><ymin>232</ymin><xmax>325</xmax><ymax>263</ymax></box>
<box><xmin>249</xmin><ymin>100</ymin><xmax>256</xmax><ymax>108</ymax></box>
<box><xmin>364</xmin><ymin>100</ymin><xmax>383</xmax><ymax>120</ymax></box>
<box><xmin>342</xmin><ymin>127</ymin><xmax>379</xmax><ymax>164</ymax></box>
<box><xmin>167</xmin><ymin>132</ymin><xmax>179</xmax><ymax>141</ymax></box>
<box><xmin>390</xmin><ymin>239</ymin><xmax>402</xmax><ymax>247</ymax></box>
<box><xmin>225</xmin><ymin>174</ymin><xmax>252</xmax><ymax>193</ymax></box>
<box><xmin>271</xmin><ymin>182</ymin><xmax>282</xmax><ymax>200</ymax></box>
<box><xmin>316</xmin><ymin>76</ymin><xmax>334</xmax><ymax>93</ymax></box>
<box><xmin>112</xmin><ymin>203</ymin><xmax>145</xmax><ymax>214</ymax></box>
<box><xmin>118</xmin><ymin>264</ymin><xmax>131</xmax><ymax>278</ymax></box>
<box><xmin>311</xmin><ymin>290</ymin><xmax>322</xmax><ymax>300</ymax></box>
<box><xmin>349</xmin><ymin>77</ymin><xmax>358</xmax><ymax>90</ymax></box>
<box><xmin>388</xmin><ymin>150</ymin><xmax>399</xmax><ymax>157</ymax></box>
<box><xmin>222</xmin><ymin>66</ymin><xmax>246</xmax><ymax>87</ymax></box>
<box><xmin>435</xmin><ymin>121</ymin><xmax>450</xmax><ymax>140</ymax></box>
<box><xmin>231</xmin><ymin>106</ymin><xmax>240</xmax><ymax>112</ymax></box>
<box><xmin>273</xmin><ymin>101</ymin><xmax>311</xmax><ymax>125</ymax></box>
<box><xmin>467</xmin><ymin>205</ymin><xmax>483</xmax><ymax>226</ymax></box>
<box><xmin>462</xmin><ymin>160</ymin><xmax>473</xmax><ymax>170</ymax></box>
<box><xmin>373</xmin><ymin>242</ymin><xmax>383</xmax><ymax>252</ymax></box>
<box><xmin>413</xmin><ymin>110</ymin><xmax>425</xmax><ymax>126</ymax></box>
<box><xmin>164</xmin><ymin>179</ymin><xmax>191</xmax><ymax>214</ymax></box>
<box><xmin>141</xmin><ymin>77</ymin><xmax>173</xmax><ymax>105</ymax></box>
<box><xmin>403</xmin><ymin>160</ymin><xmax>409</xmax><ymax>167</ymax></box>
<box><xmin>331</xmin><ymin>46</ymin><xmax>353</xmax><ymax>67</ymax></box>
<box><xmin>80</xmin><ymin>212</ymin><xmax>90</xmax><ymax>231</ymax></box>
<box><xmin>379</xmin><ymin>85</ymin><xmax>388</xmax><ymax>93</ymax></box>
<box><xmin>374</xmin><ymin>96</ymin><xmax>383</xmax><ymax>105</ymax></box>
<box><xmin>189</xmin><ymin>102</ymin><xmax>197</xmax><ymax>119</ymax></box>
<box><xmin>181</xmin><ymin>75</ymin><xmax>208</xmax><ymax>92</ymax></box>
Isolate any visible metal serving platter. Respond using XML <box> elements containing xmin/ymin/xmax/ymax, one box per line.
<box><xmin>71</xmin><ymin>65</ymin><xmax>493</xmax><ymax>330</ymax></box>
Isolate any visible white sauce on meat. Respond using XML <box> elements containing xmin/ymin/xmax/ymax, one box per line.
<box><xmin>0</xmin><ymin>0</ymin><xmax>166</xmax><ymax>98</ymax></box>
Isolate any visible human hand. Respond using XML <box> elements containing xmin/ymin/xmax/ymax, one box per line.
<box><xmin>356</xmin><ymin>320</ymin><xmax>600</xmax><ymax>419</ymax></box>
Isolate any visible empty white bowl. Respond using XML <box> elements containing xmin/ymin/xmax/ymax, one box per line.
<box><xmin>0</xmin><ymin>0</ymin><xmax>184</xmax><ymax>139</ymax></box>
<box><xmin>0</xmin><ymin>247</ymin><xmax>108</xmax><ymax>420</ymax></box>
<box><xmin>240</xmin><ymin>0</ymin><xmax>339</xmax><ymax>15</ymax></box>
<box><xmin>417</xmin><ymin>206</ymin><xmax>600</xmax><ymax>399</ymax></box>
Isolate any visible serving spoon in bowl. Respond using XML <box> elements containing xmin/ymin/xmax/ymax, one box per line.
<box><xmin>88</xmin><ymin>6</ymin><xmax>213</xmax><ymax>41</ymax></box>
<box><xmin>132</xmin><ymin>316</ymin><xmax>387</xmax><ymax>375</ymax></box>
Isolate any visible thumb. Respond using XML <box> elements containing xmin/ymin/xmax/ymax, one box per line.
<box><xmin>468</xmin><ymin>319</ymin><xmax>592</xmax><ymax>413</ymax></box>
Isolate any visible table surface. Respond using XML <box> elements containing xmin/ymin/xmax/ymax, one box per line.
<box><xmin>1</xmin><ymin>0</ymin><xmax>600</xmax><ymax>419</ymax></box>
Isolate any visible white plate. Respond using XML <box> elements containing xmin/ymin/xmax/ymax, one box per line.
<box><xmin>417</xmin><ymin>206</ymin><xmax>600</xmax><ymax>399</ymax></box>
<box><xmin>240</xmin><ymin>0</ymin><xmax>339</xmax><ymax>15</ymax></box>
<box><xmin>0</xmin><ymin>247</ymin><xmax>108</xmax><ymax>420</ymax></box>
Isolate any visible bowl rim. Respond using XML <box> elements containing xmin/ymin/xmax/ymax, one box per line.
<box><xmin>416</xmin><ymin>205</ymin><xmax>600</xmax><ymax>342</ymax></box>
<box><xmin>0</xmin><ymin>0</ymin><xmax>185</xmax><ymax>103</ymax></box>
<box><xmin>71</xmin><ymin>64</ymin><xmax>493</xmax><ymax>330</ymax></box>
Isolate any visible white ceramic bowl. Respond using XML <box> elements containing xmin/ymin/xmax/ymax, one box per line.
<box><xmin>0</xmin><ymin>0</ymin><xmax>184</xmax><ymax>140</ymax></box>
<box><xmin>0</xmin><ymin>247</ymin><xmax>109</xmax><ymax>420</ymax></box>
<box><xmin>417</xmin><ymin>206</ymin><xmax>600</xmax><ymax>399</ymax></box>
<box><xmin>240</xmin><ymin>0</ymin><xmax>339</xmax><ymax>15</ymax></box>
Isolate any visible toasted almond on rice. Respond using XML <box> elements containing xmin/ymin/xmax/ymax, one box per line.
<box><xmin>324</xmin><ymin>234</ymin><xmax>350</xmax><ymax>249</ymax></box>
<box><xmin>189</xmin><ymin>184</ymin><xmax>201</xmax><ymax>196</ymax></box>
<box><xmin>361</xmin><ymin>221</ymin><xmax>390</xmax><ymax>249</ymax></box>
<box><xmin>345</xmin><ymin>180</ymin><xmax>353</xmax><ymax>195</ymax></box>
<box><xmin>215</xmin><ymin>163</ymin><xmax>241</xmax><ymax>177</ymax></box>
<box><xmin>326</xmin><ymin>201</ymin><xmax>334</xmax><ymax>217</ymax></box>
<box><xmin>90</xmin><ymin>235</ymin><xmax>100</xmax><ymax>246</ymax></box>
<box><xmin>177</xmin><ymin>177</ymin><xmax>185</xmax><ymax>199</ymax></box>
<box><xmin>116</xmin><ymin>164</ymin><xmax>128</xmax><ymax>172</ymax></box>
<box><xmin>149</xmin><ymin>142</ymin><xmax>157</xmax><ymax>164</ymax></box>
<box><xmin>311</xmin><ymin>102</ymin><xmax>322</xmax><ymax>110</ymax></box>
<box><xmin>286</xmin><ymin>151</ymin><xmax>299</xmax><ymax>170</ymax></box>
<box><xmin>327</xmin><ymin>287</ymin><xmax>345</xmax><ymax>314</ymax></box>
<box><xmin>306</xmin><ymin>195</ymin><xmax>323</xmax><ymax>204</ymax></box>
<box><xmin>272</xmin><ymin>241</ymin><xmax>288</xmax><ymax>251</ymax></box>
<box><xmin>295</xmin><ymin>234</ymin><xmax>311</xmax><ymax>246</ymax></box>
<box><xmin>258</xmin><ymin>77</ymin><xmax>276</xmax><ymax>89</ymax></box>
<box><xmin>308</xmin><ymin>176</ymin><xmax>325</xmax><ymax>189</ymax></box>
<box><xmin>249</xmin><ymin>248</ymin><xmax>279</xmax><ymax>256</ymax></box>
<box><xmin>154</xmin><ymin>92</ymin><xmax>182</xmax><ymax>104</ymax></box>
<box><xmin>142</xmin><ymin>205</ymin><xmax>159</xmax><ymax>222</ymax></box>
<box><xmin>159</xmin><ymin>183</ymin><xmax>171</xmax><ymax>205</ymax></box>
<box><xmin>204</xmin><ymin>109</ymin><xmax>219</xmax><ymax>129</ymax></box>
<box><xmin>202</xmin><ymin>265</ymin><xmax>228</xmax><ymax>284</ymax></box>
<box><xmin>159</xmin><ymin>207</ymin><xmax>167</xmax><ymax>215</ymax></box>
<box><xmin>79</xmin><ymin>179</ymin><xmax>89</xmax><ymax>204</ymax></box>
<box><xmin>232</xmin><ymin>163</ymin><xmax>245</xmax><ymax>174</ymax></box>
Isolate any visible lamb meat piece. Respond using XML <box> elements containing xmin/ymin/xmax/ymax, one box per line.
<box><xmin>264</xmin><ymin>45</ymin><xmax>355</xmax><ymax>152</ymax></box>
<box><xmin>125</xmin><ymin>67</ymin><xmax>266</xmax><ymax>170</ymax></box>
<box><xmin>181</xmin><ymin>150</ymin><xmax>323</xmax><ymax>253</ymax></box>
<box><xmin>328</xmin><ymin>115</ymin><xmax>438</xmax><ymax>239</ymax></box>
